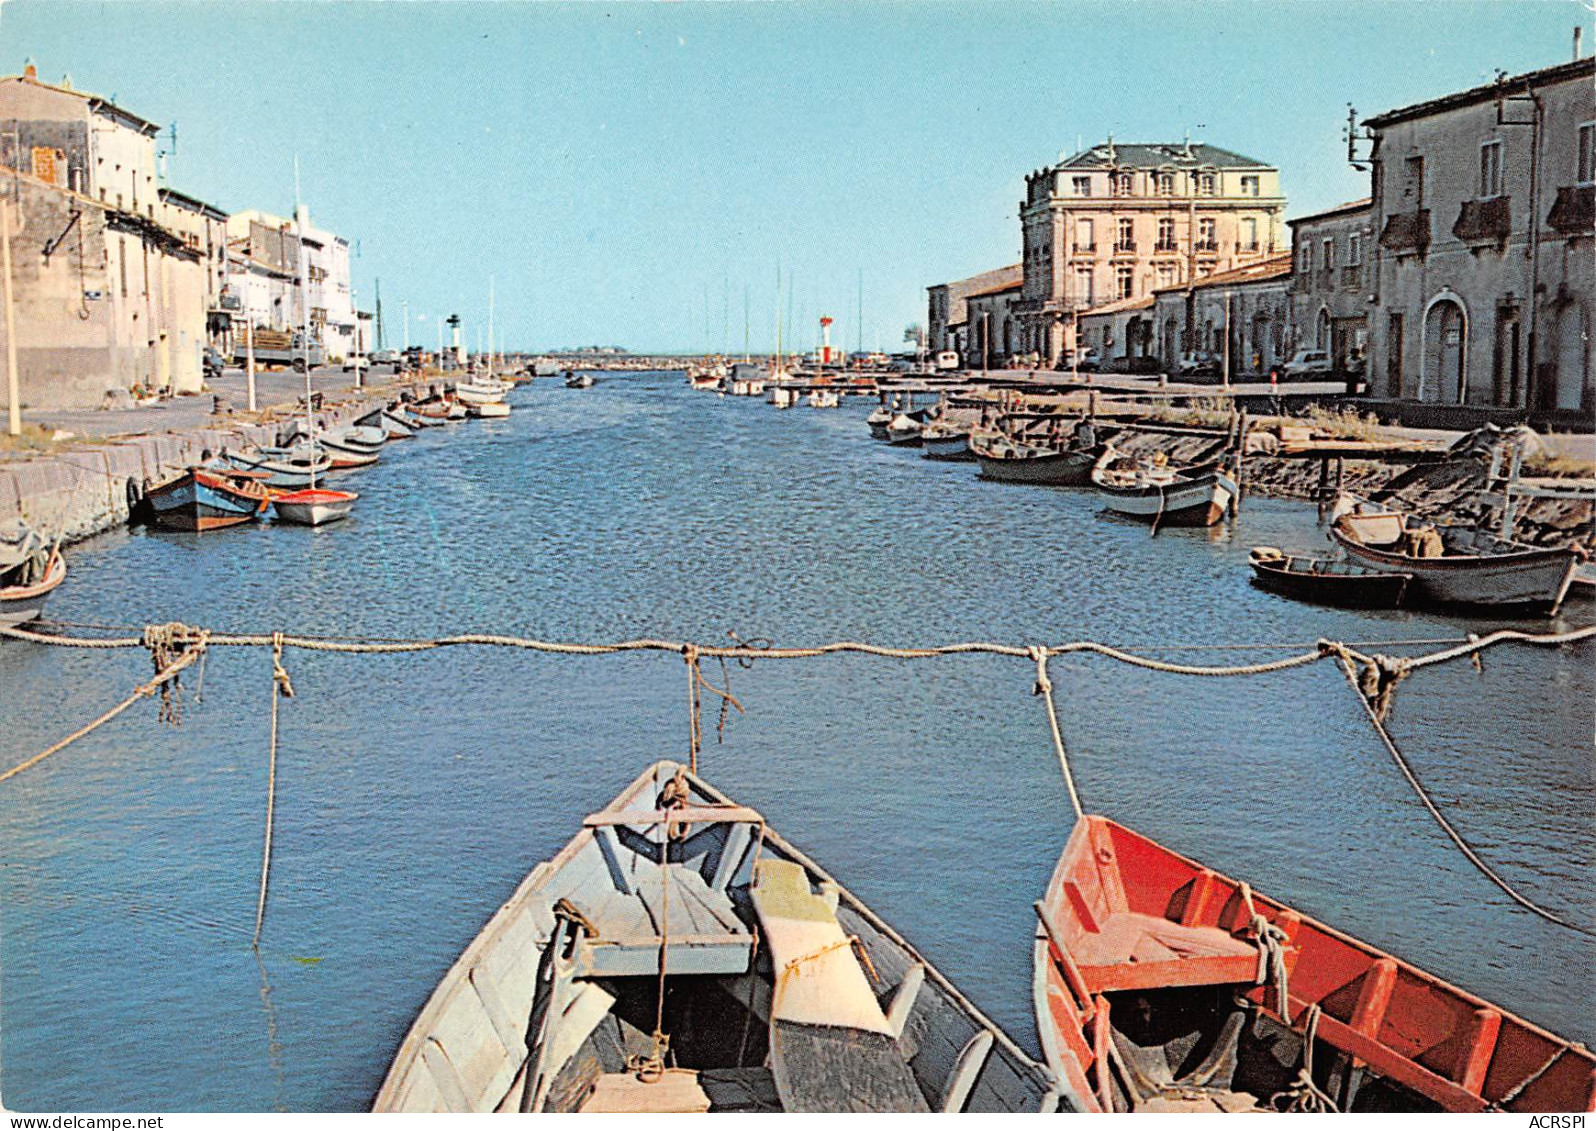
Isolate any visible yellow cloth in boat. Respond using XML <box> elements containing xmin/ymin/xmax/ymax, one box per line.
<box><xmin>750</xmin><ymin>858</ymin><xmax>892</xmax><ymax>1036</ymax></box>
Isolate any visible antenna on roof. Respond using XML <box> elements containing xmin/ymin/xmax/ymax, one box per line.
<box><xmin>1345</xmin><ymin>104</ymin><xmax>1373</xmax><ymax>170</ymax></box>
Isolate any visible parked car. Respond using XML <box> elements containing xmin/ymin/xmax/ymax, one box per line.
<box><xmin>1064</xmin><ymin>347</ymin><xmax>1100</xmax><ymax>372</ymax></box>
<box><xmin>202</xmin><ymin>347</ymin><xmax>226</xmax><ymax>382</ymax></box>
<box><xmin>371</xmin><ymin>349</ymin><xmax>399</xmax><ymax>366</ymax></box>
<box><xmin>1281</xmin><ymin>349</ymin><xmax>1334</xmax><ymax>381</ymax></box>
<box><xmin>341</xmin><ymin>353</ymin><xmax>370</xmax><ymax>373</ymax></box>
<box><xmin>1177</xmin><ymin>352</ymin><xmax>1222</xmax><ymax>381</ymax></box>
<box><xmin>934</xmin><ymin>350</ymin><xmax>960</xmax><ymax>371</ymax></box>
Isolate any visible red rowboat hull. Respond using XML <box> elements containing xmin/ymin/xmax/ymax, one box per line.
<box><xmin>1035</xmin><ymin>816</ymin><xmax>1595</xmax><ymax>1113</ymax></box>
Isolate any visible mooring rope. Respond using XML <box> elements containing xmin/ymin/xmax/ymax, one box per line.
<box><xmin>2</xmin><ymin>618</ymin><xmax>1592</xmax><ymax>939</ymax></box>
<box><xmin>252</xmin><ymin>633</ymin><xmax>293</xmax><ymax>949</ymax></box>
<box><xmin>1031</xmin><ymin>647</ymin><xmax>1083</xmax><ymax>822</ymax></box>
<box><xmin>0</xmin><ymin>635</ymin><xmax>205</xmax><ymax>786</ymax></box>
<box><xmin>1326</xmin><ymin>647</ymin><xmax>1596</xmax><ymax>939</ymax></box>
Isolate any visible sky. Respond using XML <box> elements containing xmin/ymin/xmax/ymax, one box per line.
<box><xmin>1</xmin><ymin>0</ymin><xmax>1587</xmax><ymax>352</ymax></box>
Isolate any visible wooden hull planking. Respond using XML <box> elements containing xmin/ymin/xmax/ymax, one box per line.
<box><xmin>374</xmin><ymin>762</ymin><xmax>1073</xmax><ymax>1114</ymax></box>
<box><xmin>147</xmin><ymin>469</ymin><xmax>268</xmax><ymax>531</ymax></box>
<box><xmin>1034</xmin><ymin>816</ymin><xmax>1596</xmax><ymax>1113</ymax></box>
<box><xmin>0</xmin><ymin>550</ymin><xmax>66</xmax><ymax>626</ymax></box>
<box><xmin>1330</xmin><ymin>525</ymin><xmax>1577</xmax><ymax>613</ymax></box>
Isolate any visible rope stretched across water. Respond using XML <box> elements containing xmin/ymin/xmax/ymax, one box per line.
<box><xmin>1</xmin><ymin>618</ymin><xmax>1592</xmax><ymax>939</ymax></box>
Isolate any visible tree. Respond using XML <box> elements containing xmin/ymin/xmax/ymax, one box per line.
<box><xmin>903</xmin><ymin>323</ymin><xmax>926</xmax><ymax>347</ymax></box>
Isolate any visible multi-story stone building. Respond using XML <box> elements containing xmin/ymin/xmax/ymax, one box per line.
<box><xmin>1287</xmin><ymin>198</ymin><xmax>1375</xmax><ymax>378</ymax></box>
<box><xmin>1365</xmin><ymin>54</ymin><xmax>1594</xmax><ymax>424</ymax></box>
<box><xmin>926</xmin><ymin>263</ymin><xmax>1021</xmax><ymax>358</ymax></box>
<box><xmin>0</xmin><ymin>64</ymin><xmax>208</xmax><ymax>408</ymax></box>
<box><xmin>159</xmin><ymin>188</ymin><xmax>231</xmax><ymax>361</ymax></box>
<box><xmin>1015</xmin><ymin>139</ymin><xmax>1287</xmax><ymax>365</ymax></box>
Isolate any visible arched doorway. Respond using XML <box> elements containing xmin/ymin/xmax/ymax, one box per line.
<box><xmin>1554</xmin><ymin>306</ymin><xmax>1590</xmax><ymax>411</ymax></box>
<box><xmin>1315</xmin><ymin>309</ymin><xmax>1331</xmax><ymax>350</ymax></box>
<box><xmin>1251</xmin><ymin>312</ymin><xmax>1271</xmax><ymax>372</ymax></box>
<box><xmin>1162</xmin><ymin>317</ymin><xmax>1178</xmax><ymax>369</ymax></box>
<box><xmin>1423</xmin><ymin>298</ymin><xmax>1467</xmax><ymax>403</ymax></box>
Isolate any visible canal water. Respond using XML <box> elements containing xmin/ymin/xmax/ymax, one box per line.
<box><xmin>1</xmin><ymin>374</ymin><xmax>1591</xmax><ymax>1111</ymax></box>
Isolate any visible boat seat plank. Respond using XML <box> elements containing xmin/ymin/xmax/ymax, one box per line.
<box><xmin>1075</xmin><ymin>912</ymin><xmax>1274</xmax><ymax>995</ymax></box>
<box><xmin>580</xmin><ymin>1069</ymin><xmax>712</xmax><ymax>1113</ymax></box>
<box><xmin>584</xmin><ymin>805</ymin><xmax>763</xmax><ymax>828</ymax></box>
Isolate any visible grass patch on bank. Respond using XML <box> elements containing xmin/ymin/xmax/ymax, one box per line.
<box><xmin>0</xmin><ymin>423</ymin><xmax>66</xmax><ymax>453</ymax></box>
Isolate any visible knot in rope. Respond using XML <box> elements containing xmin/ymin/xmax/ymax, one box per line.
<box><xmin>1239</xmin><ymin>882</ymin><xmax>1291</xmax><ymax>1024</ymax></box>
<box><xmin>1269</xmin><ymin>1003</ymin><xmax>1338</xmax><ymax>1113</ymax></box>
<box><xmin>1359</xmin><ymin>654</ymin><xmax>1408</xmax><ymax>722</ymax></box>
<box><xmin>270</xmin><ymin>632</ymin><xmax>295</xmax><ymax>700</ymax></box>
<box><xmin>1029</xmin><ymin>645</ymin><xmax>1053</xmax><ymax>696</ymax></box>
<box><xmin>141</xmin><ymin>621</ymin><xmax>208</xmax><ymax>725</ymax></box>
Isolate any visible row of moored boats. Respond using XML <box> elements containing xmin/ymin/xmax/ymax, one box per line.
<box><xmin>871</xmin><ymin>398</ymin><xmax>1587</xmax><ymax>616</ymax></box>
<box><xmin>0</xmin><ymin>378</ymin><xmax>524</xmax><ymax>627</ymax></box>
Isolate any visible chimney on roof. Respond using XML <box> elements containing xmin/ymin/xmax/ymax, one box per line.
<box><xmin>22</xmin><ymin>60</ymin><xmax>37</xmax><ymax>81</ymax></box>
<box><xmin>1576</xmin><ymin>25</ymin><xmax>1584</xmax><ymax>60</ymax></box>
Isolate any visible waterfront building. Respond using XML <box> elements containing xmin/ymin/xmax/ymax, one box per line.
<box><xmin>0</xmin><ymin>63</ymin><xmax>207</xmax><ymax>408</ymax></box>
<box><xmin>926</xmin><ymin>263</ymin><xmax>1021</xmax><ymax>358</ymax></box>
<box><xmin>159</xmin><ymin>187</ymin><xmax>231</xmax><ymax>369</ymax></box>
<box><xmin>962</xmin><ymin>277</ymin><xmax>1025</xmax><ymax>368</ymax></box>
<box><xmin>1151</xmin><ymin>252</ymin><xmax>1294</xmax><ymax>380</ymax></box>
<box><xmin>225</xmin><ymin>206</ymin><xmax>358</xmax><ymax>361</ymax></box>
<box><xmin>1016</xmin><ymin>139</ymin><xmax>1287</xmax><ymax>366</ymax></box>
<box><xmin>1364</xmin><ymin>54</ymin><xmax>1594</xmax><ymax>425</ymax></box>
<box><xmin>1287</xmin><ymin>198</ymin><xmax>1375</xmax><ymax>379</ymax></box>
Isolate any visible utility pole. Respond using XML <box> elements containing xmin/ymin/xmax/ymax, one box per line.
<box><xmin>2</xmin><ymin>196</ymin><xmax>19</xmax><ymax>436</ymax></box>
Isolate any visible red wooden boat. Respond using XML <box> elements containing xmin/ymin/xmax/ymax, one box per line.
<box><xmin>1035</xmin><ymin>816</ymin><xmax>1595</xmax><ymax>1113</ymax></box>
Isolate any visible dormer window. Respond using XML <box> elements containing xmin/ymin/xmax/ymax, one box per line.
<box><xmin>1240</xmin><ymin>175</ymin><xmax>1260</xmax><ymax>197</ymax></box>
<box><xmin>1072</xmin><ymin>175</ymin><xmax>1091</xmax><ymax>196</ymax></box>
<box><xmin>1479</xmin><ymin>140</ymin><xmax>1503</xmax><ymax>198</ymax></box>
<box><xmin>1113</xmin><ymin>172</ymin><xmax>1134</xmax><ymax>196</ymax></box>
<box><xmin>1198</xmin><ymin>173</ymin><xmax>1216</xmax><ymax>196</ymax></box>
<box><xmin>1155</xmin><ymin>172</ymin><xmax>1175</xmax><ymax>195</ymax></box>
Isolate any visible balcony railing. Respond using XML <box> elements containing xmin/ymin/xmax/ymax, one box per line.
<box><xmin>1073</xmin><ymin>243</ymin><xmax>1096</xmax><ymax>254</ymax></box>
<box><xmin>1195</xmin><ymin>240</ymin><xmax>1219</xmax><ymax>253</ymax></box>
<box><xmin>1378</xmin><ymin>209</ymin><xmax>1431</xmax><ymax>255</ymax></box>
<box><xmin>1154</xmin><ymin>241</ymin><xmax>1179</xmax><ymax>253</ymax></box>
<box><xmin>1114</xmin><ymin>240</ymin><xmax>1137</xmax><ymax>253</ymax></box>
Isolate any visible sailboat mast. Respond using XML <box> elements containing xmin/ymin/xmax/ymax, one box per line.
<box><xmin>293</xmin><ymin>154</ymin><xmax>316</xmax><ymax>490</ymax></box>
<box><xmin>774</xmin><ymin>263</ymin><xmax>782</xmax><ymax>374</ymax></box>
<box><xmin>488</xmin><ymin>276</ymin><xmax>495</xmax><ymax>382</ymax></box>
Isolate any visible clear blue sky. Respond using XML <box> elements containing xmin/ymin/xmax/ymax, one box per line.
<box><xmin>2</xmin><ymin>0</ymin><xmax>1586</xmax><ymax>352</ymax></box>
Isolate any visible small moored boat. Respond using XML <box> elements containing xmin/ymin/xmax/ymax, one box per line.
<box><xmin>374</xmin><ymin>761</ymin><xmax>1074</xmax><ymax>1114</ymax></box>
<box><xmin>0</xmin><ymin>521</ymin><xmax>66</xmax><ymax>627</ymax></box>
<box><xmin>920</xmin><ymin>420</ymin><xmax>975</xmax><ymax>461</ymax></box>
<box><xmin>807</xmin><ymin>389</ymin><xmax>840</xmax><ymax>409</ymax></box>
<box><xmin>971</xmin><ymin>431</ymin><xmax>1096</xmax><ymax>484</ymax></box>
<box><xmin>1247</xmin><ymin>547</ymin><xmax>1411</xmax><ymax>609</ymax></box>
<box><xmin>145</xmin><ymin>466</ymin><xmax>271</xmax><ymax>531</ymax></box>
<box><xmin>1035</xmin><ymin>815</ymin><xmax>1596</xmax><ymax>1113</ymax></box>
<box><xmin>271</xmin><ymin>487</ymin><xmax>358</xmax><ymax>527</ymax></box>
<box><xmin>468</xmin><ymin>400</ymin><xmax>512</xmax><ymax>418</ymax></box>
<box><xmin>885</xmin><ymin>413</ymin><xmax>924</xmax><ymax>446</ymax></box>
<box><xmin>1329</xmin><ymin>511</ymin><xmax>1578</xmax><ymax>615</ymax></box>
<box><xmin>223</xmin><ymin>446</ymin><xmax>336</xmax><ymax>489</ymax></box>
<box><xmin>1092</xmin><ymin>451</ymin><xmax>1235</xmax><ymax>528</ymax></box>
<box><xmin>564</xmin><ymin>371</ymin><xmax>597</xmax><ymax>389</ymax></box>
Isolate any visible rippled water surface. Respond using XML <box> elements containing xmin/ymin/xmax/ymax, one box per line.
<box><xmin>1</xmin><ymin>374</ymin><xmax>1591</xmax><ymax>1111</ymax></box>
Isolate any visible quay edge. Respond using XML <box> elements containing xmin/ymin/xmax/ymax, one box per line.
<box><xmin>0</xmin><ymin>380</ymin><xmax>447</xmax><ymax>545</ymax></box>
